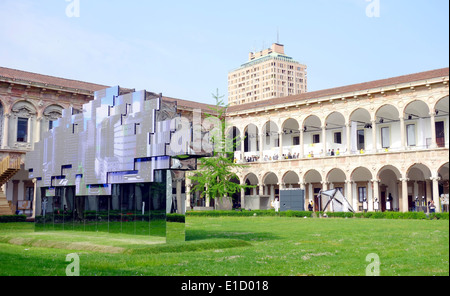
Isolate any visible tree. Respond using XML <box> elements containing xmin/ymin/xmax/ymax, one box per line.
<box><xmin>188</xmin><ymin>89</ymin><xmax>253</xmax><ymax>209</ymax></box>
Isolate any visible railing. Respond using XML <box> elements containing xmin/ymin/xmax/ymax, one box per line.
<box><xmin>0</xmin><ymin>156</ymin><xmax>22</xmax><ymax>185</ymax></box>
<box><xmin>237</xmin><ymin>144</ymin><xmax>449</xmax><ymax>164</ymax></box>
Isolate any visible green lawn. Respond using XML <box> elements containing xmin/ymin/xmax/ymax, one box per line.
<box><xmin>0</xmin><ymin>216</ymin><xmax>448</xmax><ymax>276</ymax></box>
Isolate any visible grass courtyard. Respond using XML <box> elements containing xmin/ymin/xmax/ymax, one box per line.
<box><xmin>0</xmin><ymin>215</ymin><xmax>448</xmax><ymax>276</ymax></box>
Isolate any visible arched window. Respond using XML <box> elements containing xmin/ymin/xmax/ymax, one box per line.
<box><xmin>43</xmin><ymin>105</ymin><xmax>64</xmax><ymax>132</ymax></box>
<box><xmin>11</xmin><ymin>100</ymin><xmax>37</xmax><ymax>149</ymax></box>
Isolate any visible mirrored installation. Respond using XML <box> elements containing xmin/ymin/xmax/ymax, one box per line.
<box><xmin>25</xmin><ymin>86</ymin><xmax>209</xmax><ymax>243</ymax></box>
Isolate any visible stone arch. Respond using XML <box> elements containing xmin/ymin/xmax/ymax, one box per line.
<box><xmin>226</xmin><ymin>125</ymin><xmax>242</xmax><ymax>152</ymax></box>
<box><xmin>262</xmin><ymin>120</ymin><xmax>280</xmax><ymax>153</ymax></box>
<box><xmin>434</xmin><ymin>95</ymin><xmax>449</xmax><ymax>148</ymax></box>
<box><xmin>406</xmin><ymin>163</ymin><xmax>432</xmax><ymax>180</ymax></box>
<box><xmin>378</xmin><ymin>165</ymin><xmax>402</xmax><ymax>211</ymax></box>
<box><xmin>11</xmin><ymin>100</ymin><xmax>37</xmax><ymax>117</ymax></box>
<box><xmin>433</xmin><ymin>95</ymin><xmax>449</xmax><ymax>113</ymax></box>
<box><xmin>282</xmin><ymin>170</ymin><xmax>300</xmax><ymax>188</ymax></box>
<box><xmin>243</xmin><ymin>123</ymin><xmax>259</xmax><ymax>153</ymax></box>
<box><xmin>43</xmin><ymin>104</ymin><xmax>64</xmax><ymax>131</ymax></box>
<box><xmin>349</xmin><ymin>108</ymin><xmax>372</xmax><ymax>153</ymax></box>
<box><xmin>403</xmin><ymin>99</ymin><xmax>430</xmax><ymax>119</ymax></box>
<box><xmin>351</xmin><ymin>166</ymin><xmax>373</xmax><ymax>181</ymax></box>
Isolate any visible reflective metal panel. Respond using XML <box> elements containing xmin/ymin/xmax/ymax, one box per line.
<box><xmin>27</xmin><ymin>86</ymin><xmax>206</xmax><ymax>243</ymax></box>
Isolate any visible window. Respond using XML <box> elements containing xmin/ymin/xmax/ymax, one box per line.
<box><xmin>334</xmin><ymin>132</ymin><xmax>342</xmax><ymax>144</ymax></box>
<box><xmin>357</xmin><ymin>129</ymin><xmax>365</xmax><ymax>150</ymax></box>
<box><xmin>406</xmin><ymin>124</ymin><xmax>416</xmax><ymax>146</ymax></box>
<box><xmin>293</xmin><ymin>136</ymin><xmax>300</xmax><ymax>146</ymax></box>
<box><xmin>358</xmin><ymin>187</ymin><xmax>367</xmax><ymax>202</ymax></box>
<box><xmin>312</xmin><ymin>134</ymin><xmax>320</xmax><ymax>144</ymax></box>
<box><xmin>25</xmin><ymin>186</ymin><xmax>34</xmax><ymax>201</ymax></box>
<box><xmin>381</xmin><ymin>127</ymin><xmax>390</xmax><ymax>148</ymax></box>
<box><xmin>17</xmin><ymin>117</ymin><xmax>28</xmax><ymax>142</ymax></box>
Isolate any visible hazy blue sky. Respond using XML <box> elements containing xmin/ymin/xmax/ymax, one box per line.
<box><xmin>0</xmin><ymin>0</ymin><xmax>448</xmax><ymax>104</ymax></box>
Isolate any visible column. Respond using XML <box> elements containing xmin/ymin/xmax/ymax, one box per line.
<box><xmin>2</xmin><ymin>113</ymin><xmax>10</xmax><ymax>149</ymax></box>
<box><xmin>185</xmin><ymin>176</ymin><xmax>192</xmax><ymax>209</ymax></box>
<box><xmin>175</xmin><ymin>179</ymin><xmax>183</xmax><ymax>214</ymax></box>
<box><xmin>429</xmin><ymin>112</ymin><xmax>437</xmax><ymax>148</ymax></box>
<box><xmin>425</xmin><ymin>179</ymin><xmax>432</xmax><ymax>210</ymax></box>
<box><xmin>372</xmin><ymin>179</ymin><xmax>380</xmax><ymax>212</ymax></box>
<box><xmin>367</xmin><ymin>181</ymin><xmax>373</xmax><ymax>212</ymax></box>
<box><xmin>322</xmin><ymin>125</ymin><xmax>327</xmax><ymax>155</ymax></box>
<box><xmin>240</xmin><ymin>186</ymin><xmax>246</xmax><ymax>209</ymax></box>
<box><xmin>308</xmin><ymin>183</ymin><xmax>313</xmax><ymax>204</ymax></box>
<box><xmin>240</xmin><ymin>132</ymin><xmax>245</xmax><ymax>162</ymax></box>
<box><xmin>32</xmin><ymin>178</ymin><xmax>37</xmax><ymax>219</ymax></box>
<box><xmin>205</xmin><ymin>184</ymin><xmax>210</xmax><ymax>207</ymax></box>
<box><xmin>299</xmin><ymin>182</ymin><xmax>306</xmax><ymax>190</ymax></box>
<box><xmin>279</xmin><ymin>131</ymin><xmax>283</xmax><ymax>158</ymax></box>
<box><xmin>432</xmin><ymin>177</ymin><xmax>441</xmax><ymax>213</ymax></box>
<box><xmin>259</xmin><ymin>133</ymin><xmax>264</xmax><ymax>161</ymax></box>
<box><xmin>35</xmin><ymin>116</ymin><xmax>43</xmax><ymax>143</ymax></box>
<box><xmin>346</xmin><ymin>123</ymin><xmax>351</xmax><ymax>155</ymax></box>
<box><xmin>299</xmin><ymin>129</ymin><xmax>304</xmax><ymax>158</ymax></box>
<box><xmin>372</xmin><ymin>120</ymin><xmax>377</xmax><ymax>153</ymax></box>
<box><xmin>346</xmin><ymin>180</ymin><xmax>354</xmax><ymax>211</ymax></box>
<box><xmin>400</xmin><ymin>178</ymin><xmax>409</xmax><ymax>212</ymax></box>
<box><xmin>399</xmin><ymin>116</ymin><xmax>406</xmax><ymax>150</ymax></box>
<box><xmin>299</xmin><ymin>182</ymin><xmax>306</xmax><ymax>209</ymax></box>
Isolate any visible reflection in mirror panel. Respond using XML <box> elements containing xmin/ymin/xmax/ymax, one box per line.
<box><xmin>27</xmin><ymin>86</ymin><xmax>207</xmax><ymax>243</ymax></box>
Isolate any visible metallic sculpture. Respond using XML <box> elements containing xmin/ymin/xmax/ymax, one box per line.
<box><xmin>25</xmin><ymin>86</ymin><xmax>209</xmax><ymax>242</ymax></box>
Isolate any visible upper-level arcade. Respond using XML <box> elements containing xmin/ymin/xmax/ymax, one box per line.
<box><xmin>225</xmin><ymin>68</ymin><xmax>449</xmax><ymax>163</ymax></box>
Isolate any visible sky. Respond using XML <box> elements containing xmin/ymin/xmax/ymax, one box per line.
<box><xmin>0</xmin><ymin>0</ymin><xmax>448</xmax><ymax>105</ymax></box>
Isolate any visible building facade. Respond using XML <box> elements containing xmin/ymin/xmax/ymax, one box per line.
<box><xmin>227</xmin><ymin>43</ymin><xmax>307</xmax><ymax>106</ymax></box>
<box><xmin>0</xmin><ymin>67</ymin><xmax>104</xmax><ymax>216</ymax></box>
<box><xmin>224</xmin><ymin>68</ymin><xmax>449</xmax><ymax>213</ymax></box>
<box><xmin>0</xmin><ymin>66</ymin><xmax>449</xmax><ymax>216</ymax></box>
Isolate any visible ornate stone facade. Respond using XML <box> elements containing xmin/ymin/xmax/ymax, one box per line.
<box><xmin>1</xmin><ymin>66</ymin><xmax>449</xmax><ymax>215</ymax></box>
<box><xmin>224</xmin><ymin>68</ymin><xmax>449</xmax><ymax>212</ymax></box>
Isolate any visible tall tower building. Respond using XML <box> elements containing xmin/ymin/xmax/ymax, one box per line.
<box><xmin>228</xmin><ymin>43</ymin><xmax>307</xmax><ymax>106</ymax></box>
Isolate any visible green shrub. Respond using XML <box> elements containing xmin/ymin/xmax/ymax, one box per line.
<box><xmin>186</xmin><ymin>209</ymin><xmax>447</xmax><ymax>220</ymax></box>
<box><xmin>0</xmin><ymin>215</ymin><xmax>27</xmax><ymax>223</ymax></box>
<box><xmin>167</xmin><ymin>213</ymin><xmax>185</xmax><ymax>223</ymax></box>
<box><xmin>280</xmin><ymin>210</ymin><xmax>313</xmax><ymax>218</ymax></box>
<box><xmin>430</xmin><ymin>212</ymin><xmax>449</xmax><ymax>220</ymax></box>
<box><xmin>324</xmin><ymin>212</ymin><xmax>354</xmax><ymax>218</ymax></box>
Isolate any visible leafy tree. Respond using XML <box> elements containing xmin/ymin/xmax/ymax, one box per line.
<box><xmin>188</xmin><ymin>89</ymin><xmax>253</xmax><ymax>208</ymax></box>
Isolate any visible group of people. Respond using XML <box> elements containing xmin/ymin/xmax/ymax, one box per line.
<box><xmin>243</xmin><ymin>155</ymin><xmax>260</xmax><ymax>163</ymax></box>
<box><xmin>240</xmin><ymin>148</ymin><xmax>345</xmax><ymax>162</ymax></box>
<box><xmin>307</xmin><ymin>148</ymin><xmax>342</xmax><ymax>158</ymax></box>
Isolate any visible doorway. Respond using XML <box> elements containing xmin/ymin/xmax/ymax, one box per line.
<box><xmin>436</xmin><ymin>121</ymin><xmax>445</xmax><ymax>148</ymax></box>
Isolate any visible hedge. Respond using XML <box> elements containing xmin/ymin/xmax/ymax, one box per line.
<box><xmin>0</xmin><ymin>215</ymin><xmax>27</xmax><ymax>223</ymax></box>
<box><xmin>186</xmin><ymin>209</ymin><xmax>449</xmax><ymax>220</ymax></box>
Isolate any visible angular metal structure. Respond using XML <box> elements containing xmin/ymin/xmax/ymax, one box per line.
<box><xmin>25</xmin><ymin>86</ymin><xmax>209</xmax><ymax>242</ymax></box>
<box><xmin>320</xmin><ymin>189</ymin><xmax>355</xmax><ymax>213</ymax></box>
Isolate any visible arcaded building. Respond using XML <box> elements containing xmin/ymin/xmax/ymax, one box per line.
<box><xmin>0</xmin><ymin>66</ymin><xmax>449</xmax><ymax>215</ymax></box>
<box><xmin>225</xmin><ymin>68</ymin><xmax>449</xmax><ymax>213</ymax></box>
